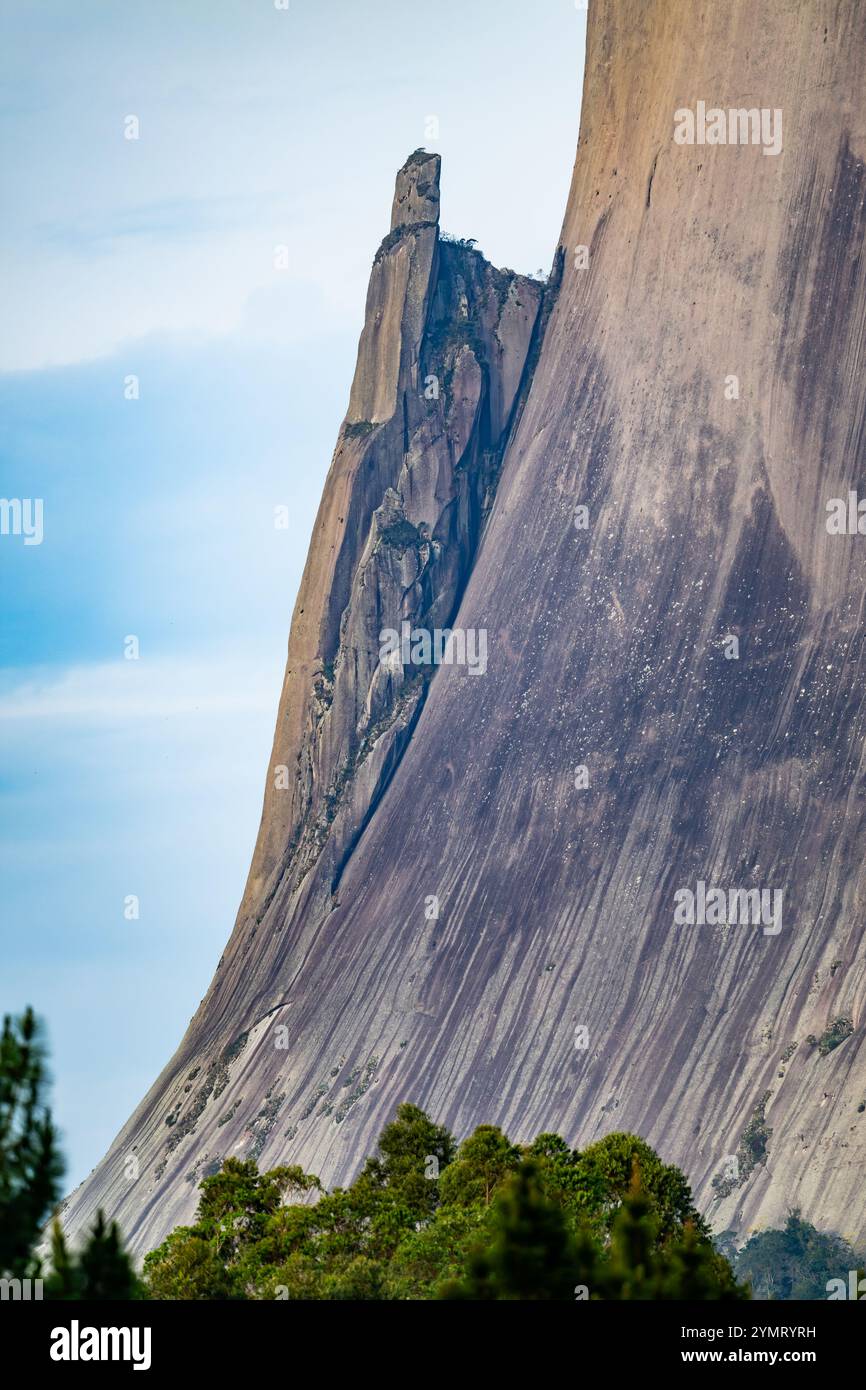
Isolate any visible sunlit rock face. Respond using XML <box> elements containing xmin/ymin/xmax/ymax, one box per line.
<box><xmin>65</xmin><ymin>0</ymin><xmax>866</xmax><ymax>1256</ymax></box>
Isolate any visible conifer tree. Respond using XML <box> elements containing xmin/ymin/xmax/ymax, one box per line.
<box><xmin>46</xmin><ymin>1212</ymin><xmax>140</xmax><ymax>1300</ymax></box>
<box><xmin>0</xmin><ymin>1007</ymin><xmax>64</xmax><ymax>1278</ymax></box>
<box><xmin>440</xmin><ymin>1159</ymin><xmax>585</xmax><ymax>1299</ymax></box>
<box><xmin>602</xmin><ymin>1162</ymin><xmax>659</xmax><ymax>1299</ymax></box>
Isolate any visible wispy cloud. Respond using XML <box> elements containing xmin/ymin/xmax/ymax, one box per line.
<box><xmin>0</xmin><ymin>657</ymin><xmax>279</xmax><ymax>723</ymax></box>
<box><xmin>34</xmin><ymin>191</ymin><xmax>294</xmax><ymax>254</ymax></box>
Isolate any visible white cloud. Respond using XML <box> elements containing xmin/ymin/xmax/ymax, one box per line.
<box><xmin>0</xmin><ymin>655</ymin><xmax>280</xmax><ymax>723</ymax></box>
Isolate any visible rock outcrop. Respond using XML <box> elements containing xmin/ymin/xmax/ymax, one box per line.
<box><xmin>60</xmin><ymin>149</ymin><xmax>545</xmax><ymax>1249</ymax></box>
<box><xmin>65</xmin><ymin>0</ymin><xmax>866</xmax><ymax>1257</ymax></box>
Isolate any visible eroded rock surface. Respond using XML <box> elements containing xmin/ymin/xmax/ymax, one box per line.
<box><xmin>65</xmin><ymin>2</ymin><xmax>866</xmax><ymax>1257</ymax></box>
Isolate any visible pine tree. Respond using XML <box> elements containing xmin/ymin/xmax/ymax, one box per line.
<box><xmin>601</xmin><ymin>1162</ymin><xmax>659</xmax><ymax>1299</ymax></box>
<box><xmin>440</xmin><ymin>1159</ymin><xmax>585</xmax><ymax>1299</ymax></box>
<box><xmin>661</xmin><ymin>1219</ymin><xmax>748</xmax><ymax>1301</ymax></box>
<box><xmin>45</xmin><ymin>1219</ymin><xmax>79</xmax><ymax>1297</ymax></box>
<box><xmin>601</xmin><ymin>1163</ymin><xmax>748</xmax><ymax>1300</ymax></box>
<box><xmin>0</xmin><ymin>1007</ymin><xmax>64</xmax><ymax>1278</ymax></box>
<box><xmin>78</xmin><ymin>1211</ymin><xmax>139</xmax><ymax>1299</ymax></box>
<box><xmin>46</xmin><ymin>1211</ymin><xmax>140</xmax><ymax>1300</ymax></box>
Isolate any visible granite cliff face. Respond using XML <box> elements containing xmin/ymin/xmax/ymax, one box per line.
<box><xmin>66</xmin><ymin>0</ymin><xmax>866</xmax><ymax>1257</ymax></box>
<box><xmin>238</xmin><ymin>151</ymin><xmax>544</xmax><ymax>934</ymax></box>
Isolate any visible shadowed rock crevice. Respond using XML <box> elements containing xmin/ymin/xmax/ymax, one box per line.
<box><xmin>275</xmin><ymin>178</ymin><xmax>546</xmax><ymax>906</ymax></box>
<box><xmin>63</xmin><ymin>1</ymin><xmax>866</xmax><ymax>1256</ymax></box>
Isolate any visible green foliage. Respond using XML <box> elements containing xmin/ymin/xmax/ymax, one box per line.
<box><xmin>714</xmin><ymin>1093</ymin><xmax>773</xmax><ymax>1198</ymax></box>
<box><xmin>143</xmin><ymin>1107</ymin><xmax>745</xmax><ymax>1301</ymax></box>
<box><xmin>0</xmin><ymin>1005</ymin><xmax>751</xmax><ymax>1302</ymax></box>
<box><xmin>575</xmin><ymin>1132</ymin><xmax>706</xmax><ymax>1240</ymax></box>
<box><xmin>603</xmin><ymin>1184</ymin><xmax>745</xmax><ymax>1301</ymax></box>
<box><xmin>354</xmin><ymin>1102</ymin><xmax>455</xmax><ymax>1214</ymax></box>
<box><xmin>598</xmin><ymin>1169</ymin><xmax>744</xmax><ymax>1300</ymax></box>
<box><xmin>816</xmin><ymin>1017</ymin><xmax>854</xmax><ymax>1055</ymax></box>
<box><xmin>655</xmin><ymin>1220</ymin><xmax>746</xmax><ymax>1301</ymax></box>
<box><xmin>733</xmin><ymin>1210</ymin><xmax>865</xmax><ymax>1300</ymax></box>
<box><xmin>1</xmin><ymin>1004</ymin><xmax>140</xmax><ymax>1298</ymax></box>
<box><xmin>0</xmin><ymin>1007</ymin><xmax>64</xmax><ymax>1278</ymax></box>
<box><xmin>45</xmin><ymin>1212</ymin><xmax>141</xmax><ymax>1300</ymax></box>
<box><xmin>740</xmin><ymin>1096</ymin><xmax>772</xmax><ymax>1171</ymax></box>
<box><xmin>385</xmin><ymin>1206</ymin><xmax>486</xmax><ymax>1299</ymax></box>
<box><xmin>440</xmin><ymin>1160</ymin><xmax>584</xmax><ymax>1300</ymax></box>
<box><xmin>142</xmin><ymin>1228</ymin><xmax>231</xmax><ymax>1300</ymax></box>
<box><xmin>439</xmin><ymin>233</ymin><xmax>480</xmax><ymax>251</ymax></box>
<box><xmin>437</xmin><ymin>1125</ymin><xmax>521</xmax><ymax>1207</ymax></box>
<box><xmin>144</xmin><ymin>1156</ymin><xmax>321</xmax><ymax>1298</ymax></box>
<box><xmin>525</xmin><ymin>1128</ymin><xmax>704</xmax><ymax>1253</ymax></box>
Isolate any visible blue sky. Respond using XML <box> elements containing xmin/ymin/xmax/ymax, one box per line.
<box><xmin>0</xmin><ymin>0</ymin><xmax>585</xmax><ymax>1191</ymax></box>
